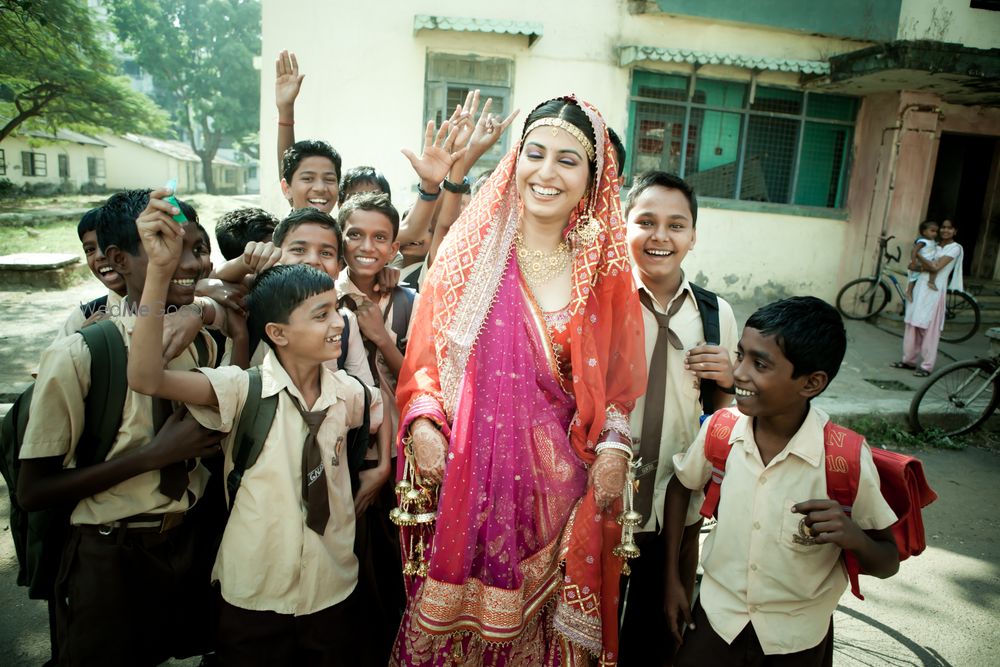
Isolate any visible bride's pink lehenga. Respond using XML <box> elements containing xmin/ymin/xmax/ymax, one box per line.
<box><xmin>392</xmin><ymin>97</ymin><xmax>646</xmax><ymax>667</ymax></box>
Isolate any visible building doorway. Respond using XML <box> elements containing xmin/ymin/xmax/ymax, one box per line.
<box><xmin>926</xmin><ymin>133</ymin><xmax>1000</xmax><ymax>279</ymax></box>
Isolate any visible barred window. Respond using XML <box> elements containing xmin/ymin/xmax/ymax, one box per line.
<box><xmin>626</xmin><ymin>71</ymin><xmax>857</xmax><ymax>208</ymax></box>
<box><xmin>0</xmin><ymin>149</ymin><xmax>5</xmax><ymax>176</ymax></box>
<box><xmin>58</xmin><ymin>154</ymin><xmax>70</xmax><ymax>178</ymax></box>
<box><xmin>87</xmin><ymin>157</ymin><xmax>105</xmax><ymax>180</ymax></box>
<box><xmin>424</xmin><ymin>53</ymin><xmax>513</xmax><ymax>176</ymax></box>
<box><xmin>21</xmin><ymin>151</ymin><xmax>47</xmax><ymax>177</ymax></box>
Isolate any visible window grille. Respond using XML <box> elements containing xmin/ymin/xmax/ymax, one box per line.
<box><xmin>626</xmin><ymin>71</ymin><xmax>857</xmax><ymax>208</ymax></box>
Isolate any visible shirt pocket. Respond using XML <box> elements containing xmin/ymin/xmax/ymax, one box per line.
<box><xmin>780</xmin><ymin>497</ymin><xmax>826</xmax><ymax>554</ymax></box>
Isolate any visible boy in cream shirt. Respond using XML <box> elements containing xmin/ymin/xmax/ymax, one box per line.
<box><xmin>128</xmin><ymin>189</ymin><xmax>383</xmax><ymax>666</ymax></box>
<box><xmin>664</xmin><ymin>297</ymin><xmax>898</xmax><ymax>666</ymax></box>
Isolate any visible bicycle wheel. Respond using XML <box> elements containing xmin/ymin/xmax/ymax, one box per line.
<box><xmin>836</xmin><ymin>278</ymin><xmax>890</xmax><ymax>320</ymax></box>
<box><xmin>908</xmin><ymin>358</ymin><xmax>1000</xmax><ymax>436</ymax></box>
<box><xmin>941</xmin><ymin>289</ymin><xmax>981</xmax><ymax>343</ymax></box>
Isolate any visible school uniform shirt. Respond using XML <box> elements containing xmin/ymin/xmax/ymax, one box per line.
<box><xmin>20</xmin><ymin>312</ymin><xmax>214</xmax><ymax>525</ymax></box>
<box><xmin>55</xmin><ymin>289</ymin><xmax>125</xmax><ymax>341</ymax></box>
<box><xmin>187</xmin><ymin>350</ymin><xmax>383</xmax><ymax>616</ymax></box>
<box><xmin>335</xmin><ymin>271</ymin><xmax>419</xmax><ymax>456</ymax></box>
<box><xmin>629</xmin><ymin>269</ymin><xmax>739</xmax><ymax>533</ymax></box>
<box><xmin>672</xmin><ymin>406</ymin><xmax>897</xmax><ymax>654</ymax></box>
<box><xmin>246</xmin><ymin>308</ymin><xmax>377</xmax><ymax>389</ymax></box>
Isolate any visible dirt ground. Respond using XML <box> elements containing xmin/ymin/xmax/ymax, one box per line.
<box><xmin>1</xmin><ymin>444</ymin><xmax>997</xmax><ymax>666</ymax></box>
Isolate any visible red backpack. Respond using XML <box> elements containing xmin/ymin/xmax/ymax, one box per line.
<box><xmin>699</xmin><ymin>408</ymin><xmax>938</xmax><ymax>600</ymax></box>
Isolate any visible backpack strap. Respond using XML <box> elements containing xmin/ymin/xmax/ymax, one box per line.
<box><xmin>226</xmin><ymin>366</ymin><xmax>279</xmax><ymax>511</ymax></box>
<box><xmin>823</xmin><ymin>420</ymin><xmax>865</xmax><ymax>600</ymax></box>
<box><xmin>390</xmin><ymin>286</ymin><xmax>416</xmax><ymax>354</ymax></box>
<box><xmin>690</xmin><ymin>283</ymin><xmax>721</xmax><ymax>415</ymax></box>
<box><xmin>337</xmin><ymin>313</ymin><xmax>351</xmax><ymax>370</ymax></box>
<box><xmin>342</xmin><ymin>374</ymin><xmax>371</xmax><ymax>494</ymax></box>
<box><xmin>698</xmin><ymin>408</ymin><xmax>740</xmax><ymax>519</ymax></box>
<box><xmin>77</xmin><ymin>320</ymin><xmax>128</xmax><ymax>467</ymax></box>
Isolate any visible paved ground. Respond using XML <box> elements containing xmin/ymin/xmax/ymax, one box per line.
<box><xmin>0</xmin><ymin>260</ymin><xmax>997</xmax><ymax>664</ymax></box>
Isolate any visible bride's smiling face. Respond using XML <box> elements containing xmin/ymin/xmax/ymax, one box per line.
<box><xmin>516</xmin><ymin>125</ymin><xmax>591</xmax><ymax>227</ymax></box>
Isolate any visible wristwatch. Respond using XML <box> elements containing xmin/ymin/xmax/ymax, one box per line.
<box><xmin>442</xmin><ymin>175</ymin><xmax>471</xmax><ymax>194</ymax></box>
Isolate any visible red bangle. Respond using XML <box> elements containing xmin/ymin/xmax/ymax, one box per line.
<box><xmin>278</xmin><ymin>120</ymin><xmax>294</xmax><ymax>127</ymax></box>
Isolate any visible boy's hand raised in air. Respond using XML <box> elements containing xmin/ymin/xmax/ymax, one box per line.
<box><xmin>137</xmin><ymin>188</ymin><xmax>186</xmax><ymax>271</ymax></box>
<box><xmin>275</xmin><ymin>50</ymin><xmax>304</xmax><ymax>114</ymax></box>
<box><xmin>685</xmin><ymin>343</ymin><xmax>735</xmax><ymax>390</ymax></box>
<box><xmin>462</xmin><ymin>96</ymin><xmax>519</xmax><ymax>174</ymax></box>
<box><xmin>401</xmin><ymin>119</ymin><xmax>469</xmax><ymax>191</ymax></box>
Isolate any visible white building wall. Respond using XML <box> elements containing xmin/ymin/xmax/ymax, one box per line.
<box><xmin>260</xmin><ymin>0</ymin><xmax>992</xmax><ymax>301</ymax></box>
<box><xmin>898</xmin><ymin>0</ymin><xmax>1000</xmax><ymax>49</ymax></box>
<box><xmin>101</xmin><ymin>136</ymin><xmax>198</xmax><ymax>193</ymax></box>
<box><xmin>0</xmin><ymin>136</ymin><xmax>106</xmax><ymax>191</ymax></box>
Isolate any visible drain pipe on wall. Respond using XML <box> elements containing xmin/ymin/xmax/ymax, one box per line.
<box><xmin>878</xmin><ymin>103</ymin><xmax>943</xmax><ymax>239</ymax></box>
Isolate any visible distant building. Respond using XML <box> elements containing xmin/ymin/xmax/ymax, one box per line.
<box><xmin>259</xmin><ymin>0</ymin><xmax>1000</xmax><ymax>299</ymax></box>
<box><xmin>0</xmin><ymin>129</ymin><xmax>108</xmax><ymax>194</ymax></box>
<box><xmin>102</xmin><ymin>134</ymin><xmax>248</xmax><ymax>195</ymax></box>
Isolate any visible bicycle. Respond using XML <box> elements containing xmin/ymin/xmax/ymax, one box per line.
<box><xmin>908</xmin><ymin>327</ymin><xmax>1000</xmax><ymax>436</ymax></box>
<box><xmin>836</xmin><ymin>234</ymin><xmax>981</xmax><ymax>343</ymax></box>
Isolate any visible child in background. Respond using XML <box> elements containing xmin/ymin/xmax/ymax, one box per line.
<box><xmin>340</xmin><ymin>165</ymin><xmax>392</xmax><ymax>204</ymax></box>
<box><xmin>127</xmin><ymin>188</ymin><xmax>383</xmax><ymax>666</ymax></box>
<box><xmin>664</xmin><ymin>297</ymin><xmax>898</xmax><ymax>666</ymax></box>
<box><xmin>54</xmin><ymin>208</ymin><xmax>127</xmax><ymax>339</ymax></box>
<box><xmin>215</xmin><ymin>207</ymin><xmax>279</xmax><ymax>261</ymax></box>
<box><xmin>906</xmin><ymin>220</ymin><xmax>939</xmax><ymax>301</ymax></box>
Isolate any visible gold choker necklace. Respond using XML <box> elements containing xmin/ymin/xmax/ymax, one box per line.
<box><xmin>515</xmin><ymin>232</ymin><xmax>572</xmax><ymax>286</ymax></box>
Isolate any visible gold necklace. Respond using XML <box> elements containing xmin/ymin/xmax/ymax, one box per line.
<box><xmin>515</xmin><ymin>231</ymin><xmax>572</xmax><ymax>287</ymax></box>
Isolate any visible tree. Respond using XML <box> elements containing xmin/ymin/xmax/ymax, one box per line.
<box><xmin>107</xmin><ymin>0</ymin><xmax>260</xmax><ymax>194</ymax></box>
<box><xmin>0</xmin><ymin>0</ymin><xmax>167</xmax><ymax>143</ymax></box>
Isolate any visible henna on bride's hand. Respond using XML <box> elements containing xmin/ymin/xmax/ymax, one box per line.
<box><xmin>410</xmin><ymin>419</ymin><xmax>447</xmax><ymax>484</ymax></box>
<box><xmin>590</xmin><ymin>452</ymin><xmax>628</xmax><ymax>509</ymax></box>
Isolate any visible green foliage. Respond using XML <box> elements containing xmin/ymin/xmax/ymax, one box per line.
<box><xmin>106</xmin><ymin>0</ymin><xmax>261</xmax><ymax>192</ymax></box>
<box><xmin>0</xmin><ymin>0</ymin><xmax>168</xmax><ymax>142</ymax></box>
<box><xmin>841</xmin><ymin>413</ymin><xmax>964</xmax><ymax>451</ymax></box>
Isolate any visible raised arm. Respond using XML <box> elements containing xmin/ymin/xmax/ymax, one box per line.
<box><xmin>429</xmin><ymin>96</ymin><xmax>519</xmax><ymax>267</ymax></box>
<box><xmin>276</xmin><ymin>50</ymin><xmax>303</xmax><ymax>171</ymax></box>
<box><xmin>127</xmin><ymin>188</ymin><xmax>218</xmax><ymax>407</ymax></box>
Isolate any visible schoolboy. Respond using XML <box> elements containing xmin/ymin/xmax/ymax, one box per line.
<box><xmin>618</xmin><ymin>171</ymin><xmax>740</xmax><ymax>666</ymax></box>
<box><xmin>339</xmin><ymin>165</ymin><xmax>392</xmax><ymax>204</ymax></box>
<box><xmin>127</xmin><ymin>191</ymin><xmax>383</xmax><ymax>666</ymax></box>
<box><xmin>664</xmin><ymin>297</ymin><xmax>899</xmax><ymax>666</ymax></box>
<box><xmin>281</xmin><ymin>140</ymin><xmax>342</xmax><ymax>215</ymax></box>
<box><xmin>54</xmin><ymin>208</ymin><xmax>127</xmax><ymax>339</ymax></box>
<box><xmin>215</xmin><ymin>206</ymin><xmax>279</xmax><ymax>261</ymax></box>
<box><xmin>334</xmin><ymin>192</ymin><xmax>415</xmax><ymax>656</ymax></box>
<box><xmin>18</xmin><ymin>189</ymin><xmax>225</xmax><ymax>666</ymax></box>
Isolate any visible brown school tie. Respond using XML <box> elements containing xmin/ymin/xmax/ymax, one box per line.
<box><xmin>154</xmin><ymin>397</ymin><xmax>189</xmax><ymax>501</ymax></box>
<box><xmin>634</xmin><ymin>289</ymin><xmax>685</xmax><ymax>524</ymax></box>
<box><xmin>289</xmin><ymin>392</ymin><xmax>331</xmax><ymax>535</ymax></box>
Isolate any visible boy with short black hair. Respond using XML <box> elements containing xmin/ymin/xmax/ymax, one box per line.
<box><xmin>18</xmin><ymin>188</ymin><xmax>225</xmax><ymax>666</ymax></box>
<box><xmin>339</xmin><ymin>165</ymin><xmax>392</xmax><ymax>204</ymax></box>
<box><xmin>215</xmin><ymin>207</ymin><xmax>279</xmax><ymax>261</ymax></box>
<box><xmin>281</xmin><ymin>140</ymin><xmax>342</xmax><ymax>215</ymax></box>
<box><xmin>127</xmin><ymin>191</ymin><xmax>383</xmax><ymax>666</ymax></box>
<box><xmin>618</xmin><ymin>170</ymin><xmax>740</xmax><ymax>665</ymax></box>
<box><xmin>664</xmin><ymin>296</ymin><xmax>899</xmax><ymax>666</ymax></box>
<box><xmin>54</xmin><ymin>207</ymin><xmax>127</xmax><ymax>339</ymax></box>
<box><xmin>334</xmin><ymin>191</ymin><xmax>415</xmax><ymax>658</ymax></box>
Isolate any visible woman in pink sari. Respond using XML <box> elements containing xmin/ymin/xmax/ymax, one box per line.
<box><xmin>391</xmin><ymin>97</ymin><xmax>647</xmax><ymax>666</ymax></box>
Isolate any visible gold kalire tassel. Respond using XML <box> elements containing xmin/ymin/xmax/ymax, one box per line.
<box><xmin>612</xmin><ymin>461</ymin><xmax>642</xmax><ymax>575</ymax></box>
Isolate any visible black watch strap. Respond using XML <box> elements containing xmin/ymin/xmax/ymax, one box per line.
<box><xmin>442</xmin><ymin>176</ymin><xmax>471</xmax><ymax>194</ymax></box>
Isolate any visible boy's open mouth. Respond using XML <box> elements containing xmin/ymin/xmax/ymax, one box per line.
<box><xmin>645</xmin><ymin>248</ymin><xmax>673</xmax><ymax>257</ymax></box>
<box><xmin>734</xmin><ymin>386</ymin><xmax>757</xmax><ymax>397</ymax></box>
<box><xmin>325</xmin><ymin>334</ymin><xmax>342</xmax><ymax>344</ymax></box>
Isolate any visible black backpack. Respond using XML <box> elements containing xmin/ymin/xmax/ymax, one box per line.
<box><xmin>0</xmin><ymin>323</ymin><xmax>211</xmax><ymax>599</ymax></box>
<box><xmin>0</xmin><ymin>320</ymin><xmax>127</xmax><ymax>599</ymax></box>
<box><xmin>225</xmin><ymin>367</ymin><xmax>372</xmax><ymax>512</ymax></box>
<box><xmin>690</xmin><ymin>282</ymin><xmax>721</xmax><ymax>415</ymax></box>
